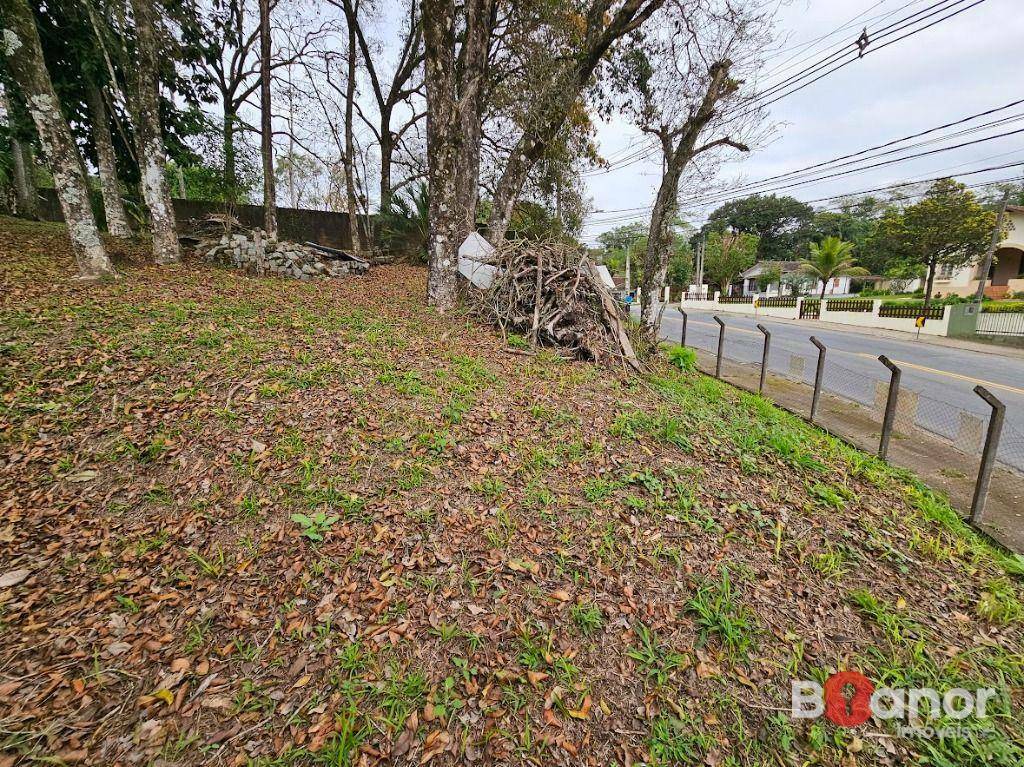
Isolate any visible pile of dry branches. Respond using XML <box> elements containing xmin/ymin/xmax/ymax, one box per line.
<box><xmin>473</xmin><ymin>240</ymin><xmax>641</xmax><ymax>371</ymax></box>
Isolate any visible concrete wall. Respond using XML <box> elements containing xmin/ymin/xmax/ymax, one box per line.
<box><xmin>679</xmin><ymin>295</ymin><xmax>953</xmax><ymax>336</ymax></box>
<box><xmin>34</xmin><ymin>188</ymin><xmax>368</xmax><ymax>252</ymax></box>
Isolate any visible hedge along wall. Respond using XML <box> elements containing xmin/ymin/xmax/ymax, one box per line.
<box><xmin>32</xmin><ymin>188</ymin><xmax>371</xmax><ymax>252</ymax></box>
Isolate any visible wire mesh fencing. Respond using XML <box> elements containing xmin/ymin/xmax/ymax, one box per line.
<box><xmin>678</xmin><ymin>313</ymin><xmax>1024</xmax><ymax>551</ymax></box>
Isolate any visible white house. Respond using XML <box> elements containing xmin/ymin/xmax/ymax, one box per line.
<box><xmin>932</xmin><ymin>205</ymin><xmax>1024</xmax><ymax>298</ymax></box>
<box><xmin>737</xmin><ymin>260</ymin><xmax>880</xmax><ymax>297</ymax></box>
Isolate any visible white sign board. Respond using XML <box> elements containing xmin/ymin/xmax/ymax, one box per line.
<box><xmin>458</xmin><ymin>232</ymin><xmax>497</xmax><ymax>290</ymax></box>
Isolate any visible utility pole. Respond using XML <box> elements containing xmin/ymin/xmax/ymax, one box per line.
<box><xmin>973</xmin><ymin>190</ymin><xmax>1010</xmax><ymax>303</ymax></box>
<box><xmin>695</xmin><ymin>234</ymin><xmax>706</xmax><ymax>295</ymax></box>
<box><xmin>624</xmin><ymin>246</ymin><xmax>631</xmax><ymax>295</ymax></box>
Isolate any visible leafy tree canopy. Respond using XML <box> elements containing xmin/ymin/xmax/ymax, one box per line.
<box><xmin>704</xmin><ymin>194</ymin><xmax>814</xmax><ymax>261</ymax></box>
<box><xmin>868</xmin><ymin>179</ymin><xmax>995</xmax><ymax>272</ymax></box>
<box><xmin>704</xmin><ymin>230</ymin><xmax>758</xmax><ymax>291</ymax></box>
<box><xmin>596</xmin><ymin>221</ymin><xmax>647</xmax><ymax>253</ymax></box>
<box><xmin>867</xmin><ymin>178</ymin><xmax>996</xmax><ymax>304</ymax></box>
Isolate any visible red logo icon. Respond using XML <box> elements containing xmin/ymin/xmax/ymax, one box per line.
<box><xmin>824</xmin><ymin>671</ymin><xmax>875</xmax><ymax>726</ymax></box>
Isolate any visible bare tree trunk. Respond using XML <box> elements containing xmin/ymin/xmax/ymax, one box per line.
<box><xmin>0</xmin><ymin>0</ymin><xmax>114</xmax><ymax>278</ymax></box>
<box><xmin>11</xmin><ymin>138</ymin><xmax>36</xmax><ymax>217</ymax></box>
<box><xmin>923</xmin><ymin>258</ymin><xmax>937</xmax><ymax>313</ymax></box>
<box><xmin>347</xmin><ymin>0</ymin><xmax>423</xmax><ymax>212</ymax></box>
<box><xmin>1</xmin><ymin>89</ymin><xmax>37</xmax><ymax>218</ymax></box>
<box><xmin>485</xmin><ymin>0</ymin><xmax>667</xmax><ymax>245</ymax></box>
<box><xmin>422</xmin><ymin>0</ymin><xmax>460</xmax><ymax>310</ymax></box>
<box><xmin>453</xmin><ymin>0</ymin><xmax>490</xmax><ymax>235</ymax></box>
<box><xmin>639</xmin><ymin>152</ymin><xmax>681</xmax><ymax>326</ymax></box>
<box><xmin>258</xmin><ymin>0</ymin><xmax>277</xmax><ymax>239</ymax></box>
<box><xmin>84</xmin><ymin>82</ymin><xmax>131</xmax><ymax>238</ymax></box>
<box><xmin>12</xmin><ymin>140</ymin><xmax>37</xmax><ymax>217</ymax></box>
<box><xmin>342</xmin><ymin>0</ymin><xmax>364</xmax><ymax>252</ymax></box>
<box><xmin>378</xmin><ymin>117</ymin><xmax>393</xmax><ymax>207</ymax></box>
<box><xmin>223</xmin><ymin>103</ymin><xmax>237</xmax><ymax>203</ymax></box>
<box><xmin>129</xmin><ymin>0</ymin><xmax>180</xmax><ymax>263</ymax></box>
<box><xmin>639</xmin><ymin>62</ymin><xmax>745</xmax><ymax>329</ymax></box>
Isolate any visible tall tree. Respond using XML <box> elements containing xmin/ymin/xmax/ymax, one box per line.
<box><xmin>705</xmin><ymin>194</ymin><xmax>815</xmax><ymax>261</ymax></box>
<box><xmin>257</xmin><ymin>0</ymin><xmax>277</xmax><ymax>238</ymax></box>
<box><xmin>798</xmin><ymin>236</ymin><xmax>868</xmax><ymax>300</ymax></box>
<box><xmin>0</xmin><ymin>0</ymin><xmax>115</xmax><ymax>278</ymax></box>
<box><xmin>484</xmin><ymin>0</ymin><xmax>666</xmax><ymax>245</ymax></box>
<box><xmin>201</xmin><ymin>0</ymin><xmax>326</xmax><ymax>202</ymax></box>
<box><xmin>129</xmin><ymin>0</ymin><xmax>180</xmax><ymax>263</ymax></box>
<box><xmin>346</xmin><ymin>0</ymin><xmax>423</xmax><ymax>208</ymax></box>
<box><xmin>0</xmin><ymin>87</ymin><xmax>37</xmax><ymax>218</ymax></box>
<box><xmin>619</xmin><ymin>0</ymin><xmax>769</xmax><ymax>327</ymax></box>
<box><xmin>84</xmin><ymin>81</ymin><xmax>131</xmax><ymax>237</ymax></box>
<box><xmin>421</xmin><ymin>0</ymin><xmax>496</xmax><ymax>309</ymax></box>
<box><xmin>704</xmin><ymin>229</ymin><xmax>756</xmax><ymax>292</ymax></box>
<box><xmin>868</xmin><ymin>178</ymin><xmax>996</xmax><ymax>310</ymax></box>
<box><xmin>338</xmin><ymin>0</ymin><xmax>363</xmax><ymax>251</ymax></box>
<box><xmin>203</xmin><ymin>0</ymin><xmax>261</xmax><ymax>201</ymax></box>
<box><xmin>637</xmin><ymin>59</ymin><xmax>747</xmax><ymax>325</ymax></box>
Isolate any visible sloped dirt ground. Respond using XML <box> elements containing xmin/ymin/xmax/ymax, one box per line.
<box><xmin>1</xmin><ymin>217</ymin><xmax>1022</xmax><ymax>766</ymax></box>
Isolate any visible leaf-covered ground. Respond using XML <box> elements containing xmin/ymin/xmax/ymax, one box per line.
<box><xmin>1</xmin><ymin>216</ymin><xmax>1023</xmax><ymax>766</ymax></box>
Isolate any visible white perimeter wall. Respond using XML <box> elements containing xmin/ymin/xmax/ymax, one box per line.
<box><xmin>679</xmin><ymin>296</ymin><xmax>952</xmax><ymax>336</ymax></box>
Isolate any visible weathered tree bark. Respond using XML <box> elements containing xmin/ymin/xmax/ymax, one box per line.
<box><xmin>129</xmin><ymin>0</ymin><xmax>180</xmax><ymax>263</ymax></box>
<box><xmin>421</xmin><ymin>0</ymin><xmax>495</xmax><ymax>309</ymax></box>
<box><xmin>341</xmin><ymin>0</ymin><xmax>364</xmax><ymax>252</ymax></box>
<box><xmin>639</xmin><ymin>61</ymin><xmax>746</xmax><ymax>329</ymax></box>
<box><xmin>422</xmin><ymin>0</ymin><xmax>460</xmax><ymax>310</ymax></box>
<box><xmin>485</xmin><ymin>0</ymin><xmax>667</xmax><ymax>245</ymax></box>
<box><xmin>11</xmin><ymin>138</ymin><xmax>36</xmax><ymax>217</ymax></box>
<box><xmin>0</xmin><ymin>0</ymin><xmax>115</xmax><ymax>278</ymax></box>
<box><xmin>1</xmin><ymin>88</ymin><xmax>36</xmax><ymax>217</ymax></box>
<box><xmin>223</xmin><ymin>104</ymin><xmax>238</xmax><ymax>202</ymax></box>
<box><xmin>257</xmin><ymin>0</ymin><xmax>277</xmax><ymax>239</ymax></box>
<box><xmin>453</xmin><ymin>0</ymin><xmax>491</xmax><ymax>234</ymax></box>
<box><xmin>348</xmin><ymin>0</ymin><xmax>423</xmax><ymax>210</ymax></box>
<box><xmin>84</xmin><ymin>81</ymin><xmax>131</xmax><ymax>238</ymax></box>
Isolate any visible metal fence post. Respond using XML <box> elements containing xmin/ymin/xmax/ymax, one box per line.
<box><xmin>756</xmin><ymin>324</ymin><xmax>771</xmax><ymax>394</ymax></box>
<box><xmin>971</xmin><ymin>385</ymin><xmax>1006</xmax><ymax>524</ymax></box>
<box><xmin>680</xmin><ymin>310</ymin><xmax>687</xmax><ymax>347</ymax></box>
<box><xmin>809</xmin><ymin>336</ymin><xmax>826</xmax><ymax>423</ymax></box>
<box><xmin>877</xmin><ymin>355</ymin><xmax>901</xmax><ymax>460</ymax></box>
<box><xmin>713</xmin><ymin>315</ymin><xmax>725</xmax><ymax>378</ymax></box>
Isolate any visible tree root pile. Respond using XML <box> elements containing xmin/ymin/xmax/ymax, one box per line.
<box><xmin>473</xmin><ymin>240</ymin><xmax>641</xmax><ymax>371</ymax></box>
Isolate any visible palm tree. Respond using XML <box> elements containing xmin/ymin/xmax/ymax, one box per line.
<box><xmin>377</xmin><ymin>182</ymin><xmax>429</xmax><ymax>262</ymax></box>
<box><xmin>799</xmin><ymin>236</ymin><xmax>870</xmax><ymax>300</ymax></box>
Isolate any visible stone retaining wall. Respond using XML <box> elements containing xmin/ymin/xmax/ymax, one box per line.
<box><xmin>200</xmin><ymin>230</ymin><xmax>368</xmax><ymax>280</ymax></box>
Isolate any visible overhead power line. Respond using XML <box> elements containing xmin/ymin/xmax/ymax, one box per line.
<box><xmin>682</xmin><ymin>124</ymin><xmax>1024</xmax><ymax>206</ymax></box>
<box><xmin>729</xmin><ymin>0</ymin><xmax>988</xmax><ymax>120</ymax></box>
<box><xmin>580</xmin><ymin>173</ymin><xmax>1024</xmax><ymax>244</ymax></box>
<box><xmin>745</xmin><ymin>0</ymin><xmax>971</xmax><ymax>107</ymax></box>
<box><xmin>686</xmin><ymin>98</ymin><xmax>1024</xmax><ymax>199</ymax></box>
<box><xmin>593</xmin><ymin>100</ymin><xmax>1024</xmax><ymax>216</ymax></box>
<box><xmin>585</xmin><ymin>0</ymin><xmax>988</xmax><ymax>177</ymax></box>
<box><xmin>580</xmin><ymin>162</ymin><xmax>1024</xmax><ymax>231</ymax></box>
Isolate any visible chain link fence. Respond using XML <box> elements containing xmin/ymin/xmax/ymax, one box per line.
<box><xmin>678</xmin><ymin>312</ymin><xmax>1024</xmax><ymax>552</ymax></box>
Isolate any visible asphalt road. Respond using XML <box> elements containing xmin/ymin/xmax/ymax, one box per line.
<box><xmin>642</xmin><ymin>305</ymin><xmax>1024</xmax><ymax>470</ymax></box>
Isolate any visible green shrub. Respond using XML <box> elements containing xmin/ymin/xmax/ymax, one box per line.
<box><xmin>666</xmin><ymin>345</ymin><xmax>697</xmax><ymax>372</ymax></box>
<box><xmin>981</xmin><ymin>301</ymin><xmax>1024</xmax><ymax>314</ymax></box>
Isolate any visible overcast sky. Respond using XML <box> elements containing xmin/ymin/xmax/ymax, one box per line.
<box><xmin>580</xmin><ymin>0</ymin><xmax>1024</xmax><ymax>244</ymax></box>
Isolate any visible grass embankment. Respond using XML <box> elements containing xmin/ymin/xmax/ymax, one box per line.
<box><xmin>1</xmin><ymin>217</ymin><xmax>1022</xmax><ymax>766</ymax></box>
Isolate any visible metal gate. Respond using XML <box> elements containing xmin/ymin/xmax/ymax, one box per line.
<box><xmin>800</xmin><ymin>299</ymin><xmax>820</xmax><ymax>319</ymax></box>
